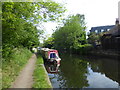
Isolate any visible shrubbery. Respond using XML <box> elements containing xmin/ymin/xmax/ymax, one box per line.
<box><xmin>72</xmin><ymin>44</ymin><xmax>93</xmax><ymax>55</ymax></box>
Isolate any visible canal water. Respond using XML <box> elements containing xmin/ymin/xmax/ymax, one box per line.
<box><xmin>45</xmin><ymin>54</ymin><xmax>119</xmax><ymax>88</ymax></box>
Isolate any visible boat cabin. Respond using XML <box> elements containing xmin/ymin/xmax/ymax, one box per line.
<box><xmin>41</xmin><ymin>48</ymin><xmax>61</xmax><ymax>64</ymax></box>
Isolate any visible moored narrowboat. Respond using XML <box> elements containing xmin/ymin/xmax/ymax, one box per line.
<box><xmin>41</xmin><ymin>48</ymin><xmax>61</xmax><ymax>64</ymax></box>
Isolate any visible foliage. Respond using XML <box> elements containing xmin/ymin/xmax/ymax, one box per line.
<box><xmin>87</xmin><ymin>32</ymin><xmax>99</xmax><ymax>44</ymax></box>
<box><xmin>2</xmin><ymin>1</ymin><xmax>66</xmax><ymax>58</ymax></box>
<box><xmin>87</xmin><ymin>32</ymin><xmax>104</xmax><ymax>44</ymax></box>
<box><xmin>72</xmin><ymin>44</ymin><xmax>93</xmax><ymax>54</ymax></box>
<box><xmin>52</xmin><ymin>14</ymin><xmax>87</xmax><ymax>52</ymax></box>
<box><xmin>32</xmin><ymin>54</ymin><xmax>52</xmax><ymax>88</ymax></box>
<box><xmin>2</xmin><ymin>1</ymin><xmax>65</xmax><ymax>88</ymax></box>
<box><xmin>2</xmin><ymin>48</ymin><xmax>32</xmax><ymax>88</ymax></box>
<box><xmin>43</xmin><ymin>37</ymin><xmax>54</xmax><ymax>48</ymax></box>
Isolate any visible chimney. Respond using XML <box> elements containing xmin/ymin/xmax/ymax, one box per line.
<box><xmin>115</xmin><ymin>18</ymin><xmax>119</xmax><ymax>26</ymax></box>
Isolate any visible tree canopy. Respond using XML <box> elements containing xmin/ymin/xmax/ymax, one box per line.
<box><xmin>43</xmin><ymin>36</ymin><xmax>54</xmax><ymax>48</ymax></box>
<box><xmin>52</xmin><ymin>14</ymin><xmax>87</xmax><ymax>52</ymax></box>
<box><xmin>2</xmin><ymin>1</ymin><xmax>66</xmax><ymax>58</ymax></box>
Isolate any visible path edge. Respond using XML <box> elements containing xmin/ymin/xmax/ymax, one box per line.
<box><xmin>41</xmin><ymin>64</ymin><xmax>53</xmax><ymax>88</ymax></box>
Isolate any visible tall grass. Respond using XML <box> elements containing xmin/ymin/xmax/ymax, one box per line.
<box><xmin>2</xmin><ymin>48</ymin><xmax>32</xmax><ymax>88</ymax></box>
<box><xmin>32</xmin><ymin>54</ymin><xmax>52</xmax><ymax>88</ymax></box>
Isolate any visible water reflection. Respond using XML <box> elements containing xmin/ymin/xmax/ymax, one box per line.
<box><xmin>86</xmin><ymin>56</ymin><xmax>119</xmax><ymax>84</ymax></box>
<box><xmin>45</xmin><ymin>63</ymin><xmax>60</xmax><ymax>74</ymax></box>
<box><xmin>87</xmin><ymin>65</ymin><xmax>118</xmax><ymax>88</ymax></box>
<box><xmin>45</xmin><ymin>54</ymin><xmax>119</xmax><ymax>88</ymax></box>
<box><xmin>58</xmin><ymin>54</ymin><xmax>89</xmax><ymax>88</ymax></box>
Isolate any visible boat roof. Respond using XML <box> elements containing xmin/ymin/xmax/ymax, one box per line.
<box><xmin>41</xmin><ymin>48</ymin><xmax>57</xmax><ymax>52</ymax></box>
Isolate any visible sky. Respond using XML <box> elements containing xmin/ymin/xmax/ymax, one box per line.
<box><xmin>39</xmin><ymin>0</ymin><xmax>120</xmax><ymax>39</ymax></box>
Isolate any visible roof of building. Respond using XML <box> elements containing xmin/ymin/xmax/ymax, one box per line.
<box><xmin>104</xmin><ymin>25</ymin><xmax>120</xmax><ymax>36</ymax></box>
<box><xmin>90</xmin><ymin>25</ymin><xmax>115</xmax><ymax>32</ymax></box>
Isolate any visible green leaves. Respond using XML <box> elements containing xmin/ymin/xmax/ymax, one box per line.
<box><xmin>43</xmin><ymin>37</ymin><xmax>54</xmax><ymax>48</ymax></box>
<box><xmin>52</xmin><ymin>14</ymin><xmax>87</xmax><ymax>52</ymax></box>
<box><xmin>2</xmin><ymin>1</ymin><xmax>66</xmax><ymax>58</ymax></box>
<box><xmin>36</xmin><ymin>1</ymin><xmax>66</xmax><ymax>22</ymax></box>
<box><xmin>2</xmin><ymin>1</ymin><xmax>66</xmax><ymax>88</ymax></box>
<box><xmin>87</xmin><ymin>32</ymin><xmax>101</xmax><ymax>44</ymax></box>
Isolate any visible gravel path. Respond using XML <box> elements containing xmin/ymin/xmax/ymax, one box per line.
<box><xmin>11</xmin><ymin>54</ymin><xmax>37</xmax><ymax>88</ymax></box>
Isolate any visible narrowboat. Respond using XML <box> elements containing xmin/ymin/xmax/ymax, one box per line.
<box><xmin>41</xmin><ymin>48</ymin><xmax>61</xmax><ymax>64</ymax></box>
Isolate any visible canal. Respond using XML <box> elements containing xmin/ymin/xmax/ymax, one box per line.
<box><xmin>45</xmin><ymin>54</ymin><xmax>119</xmax><ymax>88</ymax></box>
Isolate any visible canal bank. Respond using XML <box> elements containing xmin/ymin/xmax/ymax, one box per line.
<box><xmin>32</xmin><ymin>54</ymin><xmax>52</xmax><ymax>88</ymax></box>
<box><xmin>89</xmin><ymin>49</ymin><xmax>120</xmax><ymax>59</ymax></box>
<box><xmin>45</xmin><ymin>54</ymin><xmax>119</xmax><ymax>88</ymax></box>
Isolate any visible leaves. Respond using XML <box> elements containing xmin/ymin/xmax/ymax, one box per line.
<box><xmin>2</xmin><ymin>1</ymin><xmax>66</xmax><ymax>58</ymax></box>
<box><xmin>52</xmin><ymin>14</ymin><xmax>87</xmax><ymax>52</ymax></box>
<box><xmin>43</xmin><ymin>37</ymin><xmax>54</xmax><ymax>48</ymax></box>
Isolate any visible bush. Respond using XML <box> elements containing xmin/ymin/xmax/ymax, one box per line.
<box><xmin>73</xmin><ymin>44</ymin><xmax>93</xmax><ymax>55</ymax></box>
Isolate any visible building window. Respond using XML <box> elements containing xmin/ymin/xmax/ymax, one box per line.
<box><xmin>101</xmin><ymin>29</ymin><xmax>104</xmax><ymax>32</ymax></box>
<box><xmin>95</xmin><ymin>30</ymin><xmax>98</xmax><ymax>33</ymax></box>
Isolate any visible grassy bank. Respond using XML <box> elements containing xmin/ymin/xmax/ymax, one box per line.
<box><xmin>2</xmin><ymin>48</ymin><xmax>32</xmax><ymax>88</ymax></box>
<box><xmin>32</xmin><ymin>54</ymin><xmax>52</xmax><ymax>88</ymax></box>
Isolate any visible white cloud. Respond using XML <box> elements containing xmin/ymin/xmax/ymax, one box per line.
<box><xmin>65</xmin><ymin>0</ymin><xmax>119</xmax><ymax>27</ymax></box>
<box><xmin>43</xmin><ymin>0</ymin><xmax>120</xmax><ymax>36</ymax></box>
<box><xmin>42</xmin><ymin>22</ymin><xmax>58</xmax><ymax>35</ymax></box>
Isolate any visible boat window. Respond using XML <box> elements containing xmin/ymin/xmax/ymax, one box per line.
<box><xmin>50</xmin><ymin>53</ymin><xmax>56</xmax><ymax>58</ymax></box>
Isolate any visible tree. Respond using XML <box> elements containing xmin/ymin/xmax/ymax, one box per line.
<box><xmin>87</xmin><ymin>32</ymin><xmax>103</xmax><ymax>48</ymax></box>
<box><xmin>52</xmin><ymin>14</ymin><xmax>87</xmax><ymax>52</ymax></box>
<box><xmin>2</xmin><ymin>1</ymin><xmax>66</xmax><ymax>58</ymax></box>
<box><xmin>43</xmin><ymin>37</ymin><xmax>54</xmax><ymax>48</ymax></box>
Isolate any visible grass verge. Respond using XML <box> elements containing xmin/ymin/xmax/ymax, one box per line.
<box><xmin>32</xmin><ymin>54</ymin><xmax>52</xmax><ymax>88</ymax></box>
<box><xmin>2</xmin><ymin>48</ymin><xmax>32</xmax><ymax>88</ymax></box>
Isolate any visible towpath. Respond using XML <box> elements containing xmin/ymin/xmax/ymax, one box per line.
<box><xmin>11</xmin><ymin>54</ymin><xmax>37</xmax><ymax>88</ymax></box>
